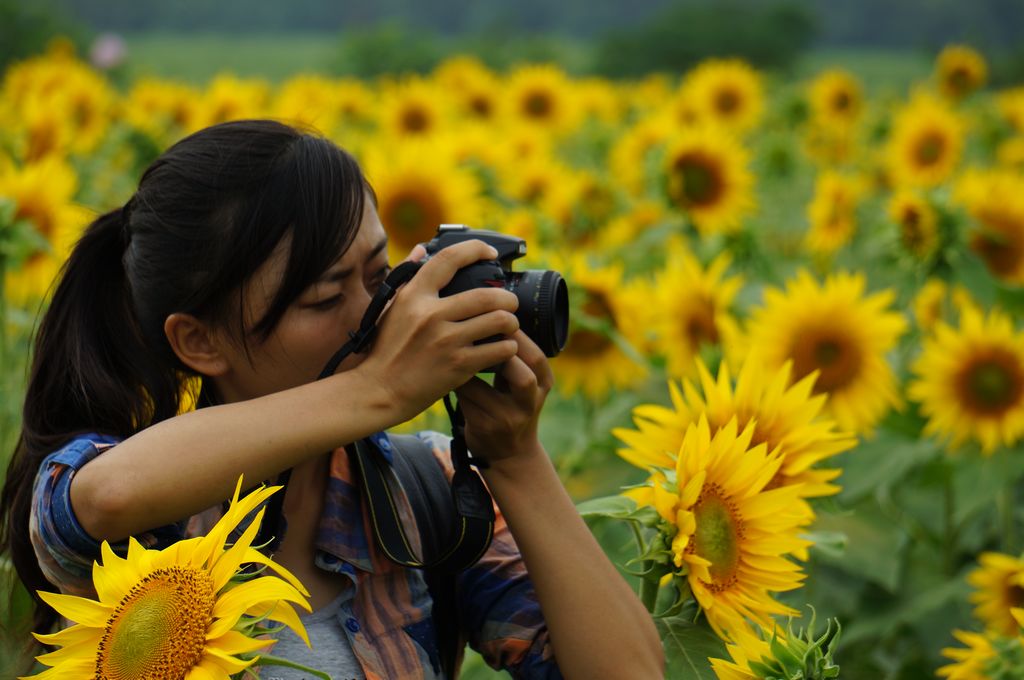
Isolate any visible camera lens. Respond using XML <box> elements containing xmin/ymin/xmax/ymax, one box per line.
<box><xmin>510</xmin><ymin>270</ymin><xmax>569</xmax><ymax>357</ymax></box>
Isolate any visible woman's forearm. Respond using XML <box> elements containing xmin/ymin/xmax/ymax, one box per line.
<box><xmin>70</xmin><ymin>367</ymin><xmax>396</xmax><ymax>542</ymax></box>
<box><xmin>482</xmin><ymin>443</ymin><xmax>665</xmax><ymax>680</ymax></box>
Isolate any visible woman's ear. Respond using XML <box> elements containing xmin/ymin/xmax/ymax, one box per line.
<box><xmin>164</xmin><ymin>313</ymin><xmax>231</xmax><ymax>377</ymax></box>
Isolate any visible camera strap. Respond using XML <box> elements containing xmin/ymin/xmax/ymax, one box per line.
<box><xmin>257</xmin><ymin>260</ymin><xmax>495</xmax><ymax>574</ymax></box>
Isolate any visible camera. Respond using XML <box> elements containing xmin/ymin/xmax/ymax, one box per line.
<box><xmin>421</xmin><ymin>225</ymin><xmax>569</xmax><ymax>359</ymax></box>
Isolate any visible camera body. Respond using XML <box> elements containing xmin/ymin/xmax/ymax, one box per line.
<box><xmin>421</xmin><ymin>225</ymin><xmax>569</xmax><ymax>359</ymax></box>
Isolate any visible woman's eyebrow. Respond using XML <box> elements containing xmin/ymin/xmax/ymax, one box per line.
<box><xmin>320</xmin><ymin>236</ymin><xmax>389</xmax><ymax>283</ymax></box>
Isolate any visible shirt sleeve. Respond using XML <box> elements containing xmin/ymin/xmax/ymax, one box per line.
<box><xmin>29</xmin><ymin>435</ymin><xmax>188</xmax><ymax>596</ymax></box>
<box><xmin>414</xmin><ymin>430</ymin><xmax>563</xmax><ymax>680</ymax></box>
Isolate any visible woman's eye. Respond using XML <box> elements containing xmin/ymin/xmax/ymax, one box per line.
<box><xmin>372</xmin><ymin>265</ymin><xmax>393</xmax><ymax>291</ymax></box>
<box><xmin>309</xmin><ymin>295</ymin><xmax>343</xmax><ymax>311</ymax></box>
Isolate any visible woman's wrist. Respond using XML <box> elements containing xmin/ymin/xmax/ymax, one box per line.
<box><xmin>479</xmin><ymin>438</ymin><xmax>551</xmax><ymax>490</ymax></box>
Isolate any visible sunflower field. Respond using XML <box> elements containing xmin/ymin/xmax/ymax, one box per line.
<box><xmin>3</xmin><ymin>36</ymin><xmax>1024</xmax><ymax>679</ymax></box>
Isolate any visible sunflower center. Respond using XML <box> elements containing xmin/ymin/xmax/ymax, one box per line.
<box><xmin>15</xmin><ymin>198</ymin><xmax>55</xmax><ymax>240</ymax></box>
<box><xmin>523</xmin><ymin>90</ymin><xmax>553</xmax><ymax>119</ymax></box>
<box><xmin>27</xmin><ymin>119</ymin><xmax>60</xmax><ymax>163</ymax></box>
<box><xmin>790</xmin><ymin>329</ymin><xmax>863</xmax><ymax>393</ymax></box>
<box><xmin>96</xmin><ymin>566</ymin><xmax>215</xmax><ymax>680</ymax></box>
<box><xmin>956</xmin><ymin>349</ymin><xmax>1024</xmax><ymax>416</ymax></box>
<box><xmin>469</xmin><ymin>94</ymin><xmax>492</xmax><ymax>118</ymax></box>
<box><xmin>670</xmin><ymin>152</ymin><xmax>724</xmax><ymax>209</ymax></box>
<box><xmin>689</xmin><ymin>484</ymin><xmax>743</xmax><ymax>588</ymax></box>
<box><xmin>970</xmin><ymin>211</ymin><xmax>1024</xmax><ymax>279</ymax></box>
<box><xmin>914</xmin><ymin>131</ymin><xmax>946</xmax><ymax>166</ymax></box>
<box><xmin>832</xmin><ymin>90</ymin><xmax>852</xmax><ymax>113</ymax></box>
<box><xmin>948</xmin><ymin>67</ymin><xmax>971</xmax><ymax>94</ymax></box>
<box><xmin>714</xmin><ymin>88</ymin><xmax>741</xmax><ymax>115</ymax></box>
<box><xmin>900</xmin><ymin>207</ymin><xmax>927</xmax><ymax>250</ymax></box>
<box><xmin>566</xmin><ymin>290</ymin><xmax>616</xmax><ymax>358</ymax></box>
<box><xmin>400</xmin><ymin>106</ymin><xmax>430</xmax><ymax>133</ymax></box>
<box><xmin>685</xmin><ymin>298</ymin><xmax>720</xmax><ymax>349</ymax></box>
<box><xmin>1008</xmin><ymin>584</ymin><xmax>1024</xmax><ymax>608</ymax></box>
<box><xmin>381</xmin><ymin>188</ymin><xmax>445</xmax><ymax>248</ymax></box>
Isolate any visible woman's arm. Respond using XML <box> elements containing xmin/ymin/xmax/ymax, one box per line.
<box><xmin>71</xmin><ymin>239</ymin><xmax>520</xmax><ymax>543</ymax></box>
<box><xmin>481</xmin><ymin>446</ymin><xmax>665</xmax><ymax>680</ymax></box>
<box><xmin>456</xmin><ymin>330</ymin><xmax>664</xmax><ymax>680</ymax></box>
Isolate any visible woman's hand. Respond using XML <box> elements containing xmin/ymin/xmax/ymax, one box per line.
<box><xmin>355</xmin><ymin>239</ymin><xmax>522</xmax><ymax>424</ymax></box>
<box><xmin>455</xmin><ymin>329</ymin><xmax>555</xmax><ymax>467</ymax></box>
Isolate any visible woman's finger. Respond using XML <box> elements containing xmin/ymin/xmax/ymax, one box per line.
<box><xmin>439</xmin><ymin>287</ymin><xmax>519</xmax><ymax>321</ymax></box>
<box><xmin>401</xmin><ymin>243</ymin><xmax>428</xmax><ymax>264</ymax></box>
<box><xmin>510</xmin><ymin>330</ymin><xmax>554</xmax><ymax>392</ymax></box>
<box><xmin>409</xmin><ymin>240</ymin><xmax>497</xmax><ymax>294</ymax></box>
<box><xmin>448</xmin><ymin>310</ymin><xmax>520</xmax><ymax>345</ymax></box>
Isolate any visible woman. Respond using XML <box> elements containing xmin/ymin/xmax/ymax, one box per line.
<box><xmin>0</xmin><ymin>120</ymin><xmax>663</xmax><ymax>679</ymax></box>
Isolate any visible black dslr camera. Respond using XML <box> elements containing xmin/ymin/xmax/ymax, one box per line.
<box><xmin>421</xmin><ymin>224</ymin><xmax>569</xmax><ymax>359</ymax></box>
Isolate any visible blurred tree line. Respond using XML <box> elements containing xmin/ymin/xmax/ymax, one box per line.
<box><xmin>2</xmin><ymin>0</ymin><xmax>1024</xmax><ymax>82</ymax></box>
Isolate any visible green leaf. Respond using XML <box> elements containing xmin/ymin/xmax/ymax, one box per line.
<box><xmin>658</xmin><ymin>617</ymin><xmax>728</xmax><ymax>680</ymax></box>
<box><xmin>576</xmin><ymin>494</ymin><xmax>639</xmax><ymax>520</ymax></box>
<box><xmin>837</xmin><ymin>433</ymin><xmax>940</xmax><ymax>503</ymax></box>
<box><xmin>952</xmin><ymin>447</ymin><xmax>1024</xmax><ymax>525</ymax></box>
<box><xmin>581</xmin><ymin>497</ymin><xmax>659</xmax><ymax>528</ymax></box>
<box><xmin>809</xmin><ymin>505</ymin><xmax>908</xmax><ymax>591</ymax></box>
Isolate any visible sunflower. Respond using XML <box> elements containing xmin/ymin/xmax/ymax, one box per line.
<box><xmin>576</xmin><ymin>76</ymin><xmax>624</xmax><ymax>125</ymax></box>
<box><xmin>661</xmin><ymin>126</ymin><xmax>755</xmax><ymax>236</ymax></box>
<box><xmin>361</xmin><ymin>138</ymin><xmax>485</xmax><ymax>259</ymax></box>
<box><xmin>746</xmin><ymin>270</ymin><xmax>907</xmax><ymax>434</ymax></box>
<box><xmin>11</xmin><ymin>95</ymin><xmax>73</xmax><ymax>164</ymax></box>
<box><xmin>710</xmin><ymin>624</ymin><xmax>778</xmax><ymax>680</ymax></box>
<box><xmin>333</xmin><ymin>78</ymin><xmax>377</xmax><ymax>127</ymax></box>
<box><xmin>608</xmin><ymin>113</ymin><xmax>674</xmax><ymax>198</ymax></box>
<box><xmin>552</xmin><ymin>255</ymin><xmax>647</xmax><ymax>400</ymax></box>
<box><xmin>271</xmin><ymin>75</ymin><xmax>343</xmax><ymax>132</ymax></box>
<box><xmin>807</xmin><ymin>69</ymin><xmax>863</xmax><ymax>129</ymax></box>
<box><xmin>997</xmin><ymin>87</ymin><xmax>1024</xmax><ymax>134</ymax></box>
<box><xmin>24</xmin><ymin>477</ymin><xmax>313</xmax><ymax>679</ymax></box>
<box><xmin>912</xmin><ymin>278</ymin><xmax>949</xmax><ymax>333</ymax></box>
<box><xmin>197</xmin><ymin>75</ymin><xmax>270</xmax><ymax>128</ymax></box>
<box><xmin>997</xmin><ymin>136</ymin><xmax>1024</xmax><ymax>172</ymax></box>
<box><xmin>954</xmin><ymin>169</ymin><xmax>1024</xmax><ymax>286</ymax></box>
<box><xmin>123</xmin><ymin>78</ymin><xmax>204</xmax><ymax>142</ymax></box>
<box><xmin>886</xmin><ymin>92</ymin><xmax>965</xmax><ymax>188</ymax></box>
<box><xmin>615</xmin><ymin>357</ymin><xmax>853</xmax><ymax>503</ymax></box>
<box><xmin>497</xmin><ymin>152</ymin><xmax>572</xmax><ymax>208</ymax></box>
<box><xmin>804</xmin><ymin>171</ymin><xmax>864</xmax><ymax>255</ymax></box>
<box><xmin>626</xmin><ymin>417</ymin><xmax>810</xmax><ymax>637</ymax></box>
<box><xmin>802</xmin><ymin>122</ymin><xmax>858</xmax><ymax>168</ymax></box>
<box><xmin>908</xmin><ymin>306</ymin><xmax>1024</xmax><ymax>454</ymax></box>
<box><xmin>888</xmin><ymin>188</ymin><xmax>939</xmax><ymax>258</ymax></box>
<box><xmin>683</xmin><ymin>59</ymin><xmax>765</xmax><ymax>134</ymax></box>
<box><xmin>938</xmin><ymin>629</ymin><xmax>1000</xmax><ymax>680</ymax></box>
<box><xmin>710</xmin><ymin>620</ymin><xmax>841</xmax><ymax>680</ymax></box>
<box><xmin>378</xmin><ymin>77</ymin><xmax>450</xmax><ymax>138</ymax></box>
<box><xmin>1</xmin><ymin>157</ymin><xmax>87</xmax><ymax>306</ymax></box>
<box><xmin>432</xmin><ymin>54</ymin><xmax>495</xmax><ymax>93</ymax></box>
<box><xmin>503</xmin><ymin>64</ymin><xmax>581</xmax><ymax>134</ymax></box>
<box><xmin>967</xmin><ymin>553</ymin><xmax>1024</xmax><ymax>637</ymax></box>
<box><xmin>936</xmin><ymin>45</ymin><xmax>988</xmax><ymax>101</ymax></box>
<box><xmin>649</xmin><ymin>248</ymin><xmax>744</xmax><ymax>378</ymax></box>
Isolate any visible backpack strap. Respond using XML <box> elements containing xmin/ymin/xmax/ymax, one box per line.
<box><xmin>347</xmin><ymin>436</ymin><xmax>494</xmax><ymax>572</ymax></box>
<box><xmin>389</xmin><ymin>435</ymin><xmax>463</xmax><ymax>680</ymax></box>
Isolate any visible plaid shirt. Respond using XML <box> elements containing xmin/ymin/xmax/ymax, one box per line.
<box><xmin>30</xmin><ymin>430</ymin><xmax>562</xmax><ymax>679</ymax></box>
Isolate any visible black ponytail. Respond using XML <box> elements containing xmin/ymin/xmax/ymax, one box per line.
<box><xmin>0</xmin><ymin>119</ymin><xmax>368</xmax><ymax>644</ymax></box>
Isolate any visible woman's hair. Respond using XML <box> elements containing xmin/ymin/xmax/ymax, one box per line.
<box><xmin>0</xmin><ymin>119</ymin><xmax>368</xmax><ymax>636</ymax></box>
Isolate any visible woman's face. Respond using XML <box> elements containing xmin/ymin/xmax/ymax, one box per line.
<box><xmin>212</xmin><ymin>199</ymin><xmax>394</xmax><ymax>403</ymax></box>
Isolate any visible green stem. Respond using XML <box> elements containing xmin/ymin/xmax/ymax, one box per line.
<box><xmin>639</xmin><ymin>565</ymin><xmax>659</xmax><ymax>615</ymax></box>
<box><xmin>250</xmin><ymin>653</ymin><xmax>332</xmax><ymax>680</ymax></box>
<box><xmin>943</xmin><ymin>465</ymin><xmax>956</xmax><ymax>577</ymax></box>
<box><xmin>1000</xmin><ymin>482</ymin><xmax>1016</xmax><ymax>554</ymax></box>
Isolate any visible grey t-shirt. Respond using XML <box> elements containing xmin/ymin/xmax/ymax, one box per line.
<box><xmin>259</xmin><ymin>588</ymin><xmax>367</xmax><ymax>680</ymax></box>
